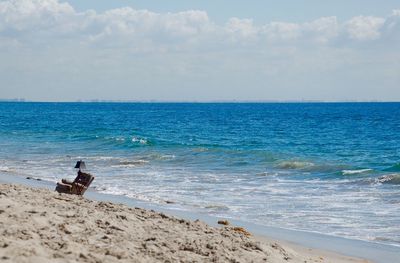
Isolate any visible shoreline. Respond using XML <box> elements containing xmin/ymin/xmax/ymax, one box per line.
<box><xmin>1</xmin><ymin>173</ymin><xmax>399</xmax><ymax>262</ymax></box>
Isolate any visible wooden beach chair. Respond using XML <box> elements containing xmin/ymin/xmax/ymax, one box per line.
<box><xmin>55</xmin><ymin>171</ymin><xmax>95</xmax><ymax>196</ymax></box>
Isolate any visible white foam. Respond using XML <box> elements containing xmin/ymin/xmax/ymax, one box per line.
<box><xmin>131</xmin><ymin>137</ymin><xmax>148</xmax><ymax>145</ymax></box>
<box><xmin>3</xmin><ymin>155</ymin><xmax>399</xmax><ymax>247</ymax></box>
<box><xmin>111</xmin><ymin>164</ymin><xmax>137</xmax><ymax>168</ymax></box>
<box><xmin>256</xmin><ymin>172</ymin><xmax>278</xmax><ymax>176</ymax></box>
<box><xmin>342</xmin><ymin>169</ymin><xmax>373</xmax><ymax>175</ymax></box>
<box><xmin>0</xmin><ymin>166</ymin><xmax>9</xmax><ymax>172</ymax></box>
<box><xmin>377</xmin><ymin>174</ymin><xmax>400</xmax><ymax>185</ymax></box>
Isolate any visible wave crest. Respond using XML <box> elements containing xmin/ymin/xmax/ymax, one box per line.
<box><xmin>377</xmin><ymin>174</ymin><xmax>400</xmax><ymax>185</ymax></box>
<box><xmin>0</xmin><ymin>166</ymin><xmax>10</xmax><ymax>172</ymax></box>
<box><xmin>341</xmin><ymin>169</ymin><xmax>373</xmax><ymax>175</ymax></box>
<box><xmin>131</xmin><ymin>137</ymin><xmax>149</xmax><ymax>145</ymax></box>
<box><xmin>112</xmin><ymin>160</ymin><xmax>150</xmax><ymax>168</ymax></box>
<box><xmin>276</xmin><ymin>161</ymin><xmax>315</xmax><ymax>170</ymax></box>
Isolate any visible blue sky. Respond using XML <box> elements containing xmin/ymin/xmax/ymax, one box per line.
<box><xmin>0</xmin><ymin>0</ymin><xmax>399</xmax><ymax>101</ymax></box>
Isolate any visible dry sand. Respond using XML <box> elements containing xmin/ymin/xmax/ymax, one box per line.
<box><xmin>0</xmin><ymin>184</ymin><xmax>370</xmax><ymax>263</ymax></box>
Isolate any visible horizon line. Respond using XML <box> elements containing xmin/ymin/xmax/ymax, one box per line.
<box><xmin>1</xmin><ymin>99</ymin><xmax>400</xmax><ymax>103</ymax></box>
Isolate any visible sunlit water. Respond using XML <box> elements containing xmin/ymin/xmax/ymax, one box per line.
<box><xmin>1</xmin><ymin>102</ymin><xmax>399</xmax><ymax>246</ymax></box>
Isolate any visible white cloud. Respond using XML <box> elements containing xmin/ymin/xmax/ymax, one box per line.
<box><xmin>226</xmin><ymin>18</ymin><xmax>257</xmax><ymax>40</ymax></box>
<box><xmin>94</xmin><ymin>8</ymin><xmax>211</xmax><ymax>38</ymax></box>
<box><xmin>381</xmin><ymin>9</ymin><xmax>400</xmax><ymax>40</ymax></box>
<box><xmin>0</xmin><ymin>0</ymin><xmax>74</xmax><ymax>31</ymax></box>
<box><xmin>345</xmin><ymin>16</ymin><xmax>385</xmax><ymax>40</ymax></box>
<box><xmin>258</xmin><ymin>17</ymin><xmax>339</xmax><ymax>44</ymax></box>
<box><xmin>302</xmin><ymin>17</ymin><xmax>339</xmax><ymax>43</ymax></box>
<box><xmin>0</xmin><ymin>0</ymin><xmax>397</xmax><ymax>51</ymax></box>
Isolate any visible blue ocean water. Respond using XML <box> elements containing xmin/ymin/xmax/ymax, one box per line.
<box><xmin>0</xmin><ymin>102</ymin><xmax>399</xmax><ymax>246</ymax></box>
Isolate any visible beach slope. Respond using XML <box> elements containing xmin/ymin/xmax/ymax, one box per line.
<box><xmin>0</xmin><ymin>184</ymin><xmax>368</xmax><ymax>263</ymax></box>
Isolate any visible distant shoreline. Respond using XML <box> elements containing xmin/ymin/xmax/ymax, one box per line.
<box><xmin>1</xmin><ymin>100</ymin><xmax>399</xmax><ymax>104</ymax></box>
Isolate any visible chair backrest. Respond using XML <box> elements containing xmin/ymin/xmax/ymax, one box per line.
<box><xmin>72</xmin><ymin>171</ymin><xmax>95</xmax><ymax>195</ymax></box>
<box><xmin>74</xmin><ymin>171</ymin><xmax>94</xmax><ymax>187</ymax></box>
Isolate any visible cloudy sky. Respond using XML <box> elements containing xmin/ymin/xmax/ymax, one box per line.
<box><xmin>0</xmin><ymin>0</ymin><xmax>399</xmax><ymax>102</ymax></box>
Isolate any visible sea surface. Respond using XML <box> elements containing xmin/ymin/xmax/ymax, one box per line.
<box><xmin>0</xmin><ymin>102</ymin><xmax>399</xmax><ymax>247</ymax></box>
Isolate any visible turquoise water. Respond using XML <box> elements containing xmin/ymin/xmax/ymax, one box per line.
<box><xmin>0</xmin><ymin>102</ymin><xmax>399</xmax><ymax>246</ymax></box>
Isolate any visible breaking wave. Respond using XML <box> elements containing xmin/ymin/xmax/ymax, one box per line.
<box><xmin>276</xmin><ymin>161</ymin><xmax>315</xmax><ymax>170</ymax></box>
<box><xmin>377</xmin><ymin>174</ymin><xmax>400</xmax><ymax>185</ymax></box>
<box><xmin>341</xmin><ymin>169</ymin><xmax>373</xmax><ymax>175</ymax></box>
<box><xmin>96</xmin><ymin>135</ymin><xmax>151</xmax><ymax>147</ymax></box>
<box><xmin>131</xmin><ymin>137</ymin><xmax>149</xmax><ymax>145</ymax></box>
<box><xmin>0</xmin><ymin>166</ymin><xmax>9</xmax><ymax>172</ymax></box>
<box><xmin>113</xmin><ymin>160</ymin><xmax>149</xmax><ymax>168</ymax></box>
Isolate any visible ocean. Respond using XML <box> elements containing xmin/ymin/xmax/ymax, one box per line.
<box><xmin>0</xmin><ymin>102</ymin><xmax>399</xmax><ymax>247</ymax></box>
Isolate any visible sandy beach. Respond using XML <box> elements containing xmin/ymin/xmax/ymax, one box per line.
<box><xmin>1</xmin><ymin>0</ymin><xmax>399</xmax><ymax>262</ymax></box>
<box><xmin>0</xmin><ymin>183</ymin><xmax>370</xmax><ymax>263</ymax></box>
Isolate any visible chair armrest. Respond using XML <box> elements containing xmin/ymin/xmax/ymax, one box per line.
<box><xmin>74</xmin><ymin>183</ymin><xmax>87</xmax><ymax>189</ymax></box>
<box><xmin>57</xmin><ymin>182</ymin><xmax>72</xmax><ymax>188</ymax></box>
<box><xmin>71</xmin><ymin>183</ymin><xmax>87</xmax><ymax>195</ymax></box>
<box><xmin>55</xmin><ymin>183</ymin><xmax>72</xmax><ymax>194</ymax></box>
<box><xmin>61</xmin><ymin>179</ymin><xmax>73</xmax><ymax>185</ymax></box>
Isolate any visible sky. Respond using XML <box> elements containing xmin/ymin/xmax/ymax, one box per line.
<box><xmin>0</xmin><ymin>0</ymin><xmax>399</xmax><ymax>102</ymax></box>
